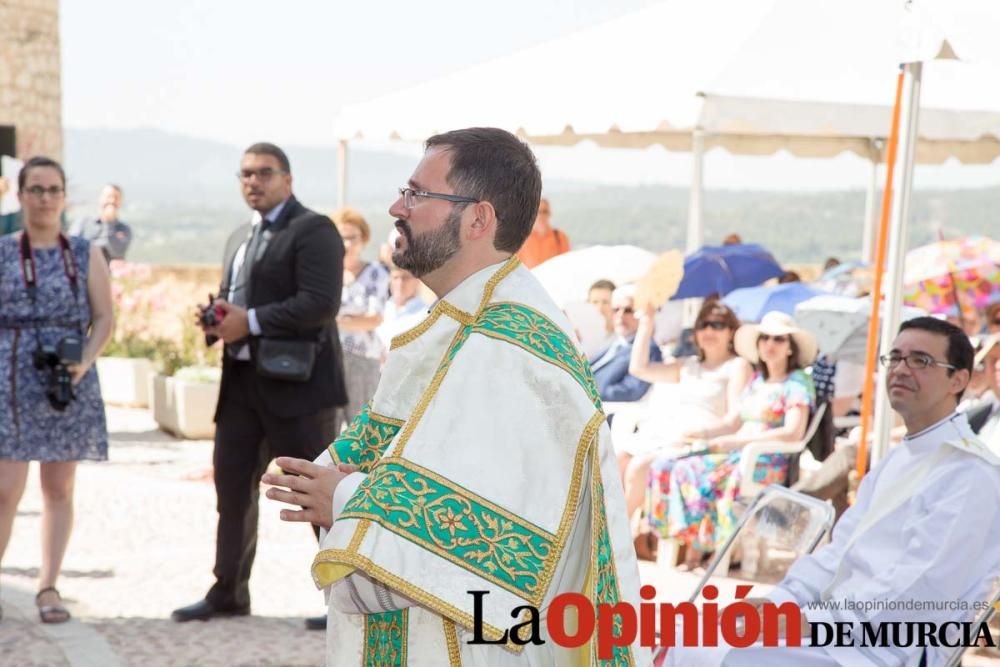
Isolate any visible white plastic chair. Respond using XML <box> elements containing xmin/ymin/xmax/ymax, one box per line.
<box><xmin>652</xmin><ymin>486</ymin><xmax>835</xmax><ymax>665</ymax></box>
<box><xmin>655</xmin><ymin>403</ymin><xmax>830</xmax><ymax>573</ymax></box>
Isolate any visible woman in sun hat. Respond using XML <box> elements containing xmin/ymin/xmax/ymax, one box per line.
<box><xmin>658</xmin><ymin>310</ymin><xmax>817</xmax><ymax>566</ymax></box>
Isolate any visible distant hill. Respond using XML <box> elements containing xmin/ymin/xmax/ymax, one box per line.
<box><xmin>62</xmin><ymin>128</ymin><xmax>999</xmax><ymax>266</ymax></box>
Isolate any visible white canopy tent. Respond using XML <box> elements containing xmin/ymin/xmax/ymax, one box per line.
<box><xmin>867</xmin><ymin>0</ymin><xmax>1000</xmax><ymax>465</ymax></box>
<box><xmin>334</xmin><ymin>0</ymin><xmax>1000</xmax><ymax>258</ymax></box>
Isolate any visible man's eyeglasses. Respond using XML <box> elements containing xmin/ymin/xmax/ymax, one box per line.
<box><xmin>758</xmin><ymin>334</ymin><xmax>789</xmax><ymax>344</ymax></box>
<box><xmin>612</xmin><ymin>306</ymin><xmax>634</xmax><ymax>315</ymax></box>
<box><xmin>237</xmin><ymin>168</ymin><xmax>286</xmax><ymax>183</ymax></box>
<box><xmin>23</xmin><ymin>185</ymin><xmax>64</xmax><ymax>198</ymax></box>
<box><xmin>879</xmin><ymin>353</ymin><xmax>957</xmax><ymax>371</ymax></box>
<box><xmin>398</xmin><ymin>187</ymin><xmax>478</xmax><ymax>210</ymax></box>
<box><xmin>696</xmin><ymin>320</ymin><xmax>729</xmax><ymax>331</ymax></box>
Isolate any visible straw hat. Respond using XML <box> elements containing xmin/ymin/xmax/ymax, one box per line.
<box><xmin>734</xmin><ymin>311</ymin><xmax>818</xmax><ymax>367</ymax></box>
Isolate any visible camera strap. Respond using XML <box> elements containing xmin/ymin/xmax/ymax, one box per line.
<box><xmin>19</xmin><ymin>233</ymin><xmax>84</xmax><ymax>344</ymax></box>
<box><xmin>19</xmin><ymin>232</ymin><xmax>80</xmax><ymax>303</ymax></box>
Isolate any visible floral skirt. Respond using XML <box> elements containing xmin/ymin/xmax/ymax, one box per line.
<box><xmin>645</xmin><ymin>451</ymin><xmax>788</xmax><ymax>551</ymax></box>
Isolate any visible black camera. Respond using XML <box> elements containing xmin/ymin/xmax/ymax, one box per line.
<box><xmin>34</xmin><ymin>335</ymin><xmax>84</xmax><ymax>411</ymax></box>
<box><xmin>198</xmin><ymin>295</ymin><xmax>226</xmax><ymax>346</ymax></box>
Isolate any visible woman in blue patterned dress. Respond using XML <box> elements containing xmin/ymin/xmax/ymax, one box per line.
<box><xmin>650</xmin><ymin>311</ymin><xmax>816</xmax><ymax>565</ymax></box>
<box><xmin>0</xmin><ymin>157</ymin><xmax>113</xmax><ymax>623</ymax></box>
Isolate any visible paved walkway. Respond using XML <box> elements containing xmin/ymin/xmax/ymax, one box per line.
<box><xmin>3</xmin><ymin>407</ymin><xmax>998</xmax><ymax>665</ymax></box>
<box><xmin>1</xmin><ymin>407</ymin><xmax>325</xmax><ymax>666</ymax></box>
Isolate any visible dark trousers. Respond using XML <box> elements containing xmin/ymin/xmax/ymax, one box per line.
<box><xmin>207</xmin><ymin>361</ymin><xmax>340</xmax><ymax>609</ymax></box>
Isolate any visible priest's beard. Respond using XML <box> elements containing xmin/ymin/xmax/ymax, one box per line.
<box><xmin>392</xmin><ymin>207</ymin><xmax>463</xmax><ymax>278</ymax></box>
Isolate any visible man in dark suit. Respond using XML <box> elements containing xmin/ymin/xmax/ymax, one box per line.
<box><xmin>589</xmin><ymin>284</ymin><xmax>661</xmax><ymax>403</ymax></box>
<box><xmin>172</xmin><ymin>143</ymin><xmax>346</xmax><ymax>626</ymax></box>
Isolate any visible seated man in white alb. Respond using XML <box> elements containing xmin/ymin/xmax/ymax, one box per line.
<box><xmin>666</xmin><ymin>316</ymin><xmax>1000</xmax><ymax>667</ymax></box>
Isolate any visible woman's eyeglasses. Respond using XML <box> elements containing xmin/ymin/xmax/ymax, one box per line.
<box><xmin>695</xmin><ymin>320</ymin><xmax>728</xmax><ymax>331</ymax></box>
<box><xmin>758</xmin><ymin>334</ymin><xmax>789</xmax><ymax>344</ymax></box>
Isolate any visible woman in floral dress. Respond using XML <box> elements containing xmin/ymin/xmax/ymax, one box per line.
<box><xmin>0</xmin><ymin>157</ymin><xmax>113</xmax><ymax>623</ymax></box>
<box><xmin>649</xmin><ymin>311</ymin><xmax>816</xmax><ymax>564</ymax></box>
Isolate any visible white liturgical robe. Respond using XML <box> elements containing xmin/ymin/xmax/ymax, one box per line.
<box><xmin>311</xmin><ymin>257</ymin><xmax>650</xmax><ymax>666</ymax></box>
<box><xmin>667</xmin><ymin>411</ymin><xmax>1000</xmax><ymax>667</ymax></box>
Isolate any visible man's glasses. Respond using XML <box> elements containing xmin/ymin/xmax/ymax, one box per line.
<box><xmin>398</xmin><ymin>187</ymin><xmax>478</xmax><ymax>210</ymax></box>
<box><xmin>758</xmin><ymin>334</ymin><xmax>789</xmax><ymax>344</ymax></box>
<box><xmin>612</xmin><ymin>306</ymin><xmax>634</xmax><ymax>315</ymax></box>
<box><xmin>237</xmin><ymin>168</ymin><xmax>286</xmax><ymax>182</ymax></box>
<box><xmin>879</xmin><ymin>353</ymin><xmax>957</xmax><ymax>371</ymax></box>
<box><xmin>695</xmin><ymin>320</ymin><xmax>729</xmax><ymax>331</ymax></box>
<box><xmin>23</xmin><ymin>185</ymin><xmax>64</xmax><ymax>198</ymax></box>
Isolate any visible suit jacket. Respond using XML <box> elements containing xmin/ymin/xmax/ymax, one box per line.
<box><xmin>215</xmin><ymin>195</ymin><xmax>347</xmax><ymax>419</ymax></box>
<box><xmin>589</xmin><ymin>336</ymin><xmax>662</xmax><ymax>402</ymax></box>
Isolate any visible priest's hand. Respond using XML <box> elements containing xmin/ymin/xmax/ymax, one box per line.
<box><xmin>212</xmin><ymin>299</ymin><xmax>250</xmax><ymax>343</ymax></box>
<box><xmin>263</xmin><ymin>457</ymin><xmax>360</xmax><ymax>530</ymax></box>
<box><xmin>742</xmin><ymin>597</ymin><xmax>810</xmax><ymax>639</ymax></box>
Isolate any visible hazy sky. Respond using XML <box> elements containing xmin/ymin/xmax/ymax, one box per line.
<box><xmin>60</xmin><ymin>0</ymin><xmax>1000</xmax><ymax>190</ymax></box>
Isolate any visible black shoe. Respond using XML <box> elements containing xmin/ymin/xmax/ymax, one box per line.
<box><xmin>305</xmin><ymin>615</ymin><xmax>327</xmax><ymax>631</ymax></box>
<box><xmin>171</xmin><ymin>599</ymin><xmax>250</xmax><ymax>622</ymax></box>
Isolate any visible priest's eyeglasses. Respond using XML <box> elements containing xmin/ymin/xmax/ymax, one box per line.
<box><xmin>398</xmin><ymin>187</ymin><xmax>478</xmax><ymax>210</ymax></box>
<box><xmin>879</xmin><ymin>352</ymin><xmax>957</xmax><ymax>371</ymax></box>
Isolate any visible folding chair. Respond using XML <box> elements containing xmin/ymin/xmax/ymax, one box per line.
<box><xmin>943</xmin><ymin>582</ymin><xmax>1000</xmax><ymax>667</ymax></box>
<box><xmin>652</xmin><ymin>486</ymin><xmax>835</xmax><ymax>665</ymax></box>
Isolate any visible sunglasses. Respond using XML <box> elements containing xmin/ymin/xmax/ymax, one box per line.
<box><xmin>612</xmin><ymin>306</ymin><xmax>634</xmax><ymax>315</ymax></box>
<box><xmin>758</xmin><ymin>334</ymin><xmax>789</xmax><ymax>344</ymax></box>
<box><xmin>696</xmin><ymin>320</ymin><xmax>729</xmax><ymax>331</ymax></box>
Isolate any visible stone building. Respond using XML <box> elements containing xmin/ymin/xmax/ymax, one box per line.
<box><xmin>0</xmin><ymin>0</ymin><xmax>63</xmax><ymax>166</ymax></box>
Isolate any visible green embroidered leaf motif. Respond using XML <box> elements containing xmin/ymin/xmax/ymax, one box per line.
<box><xmin>340</xmin><ymin>460</ymin><xmax>555</xmax><ymax>598</ymax></box>
<box><xmin>328</xmin><ymin>404</ymin><xmax>403</xmax><ymax>473</ymax></box>
<box><xmin>364</xmin><ymin>610</ymin><xmax>407</xmax><ymax>667</ymax></box>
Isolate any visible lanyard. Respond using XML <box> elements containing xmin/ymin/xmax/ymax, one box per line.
<box><xmin>19</xmin><ymin>232</ymin><xmax>80</xmax><ymax>303</ymax></box>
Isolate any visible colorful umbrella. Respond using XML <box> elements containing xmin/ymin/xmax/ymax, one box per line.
<box><xmin>723</xmin><ymin>282</ymin><xmax>827</xmax><ymax>323</ymax></box>
<box><xmin>671</xmin><ymin>243</ymin><xmax>784</xmax><ymax>299</ymax></box>
<box><xmin>902</xmin><ymin>236</ymin><xmax>1000</xmax><ymax>316</ymax></box>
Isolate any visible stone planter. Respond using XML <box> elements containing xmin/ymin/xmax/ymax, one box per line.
<box><xmin>150</xmin><ymin>373</ymin><xmax>219</xmax><ymax>440</ymax></box>
<box><xmin>97</xmin><ymin>357</ymin><xmax>155</xmax><ymax>408</ymax></box>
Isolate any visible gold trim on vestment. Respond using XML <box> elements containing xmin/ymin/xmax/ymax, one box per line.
<box><xmin>443</xmin><ymin>618</ymin><xmax>463</xmax><ymax>667</ymax></box>
<box><xmin>389</xmin><ymin>256</ymin><xmax>519</xmax><ymax>351</ymax></box>
<box><xmin>313</xmin><ymin>547</ymin><xmax>525</xmax><ymax>652</ymax></box>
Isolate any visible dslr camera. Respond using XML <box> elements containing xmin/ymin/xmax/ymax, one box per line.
<box><xmin>198</xmin><ymin>294</ymin><xmax>226</xmax><ymax>346</ymax></box>
<box><xmin>34</xmin><ymin>335</ymin><xmax>84</xmax><ymax>411</ymax></box>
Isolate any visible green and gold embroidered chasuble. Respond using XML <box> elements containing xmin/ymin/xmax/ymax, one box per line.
<box><xmin>312</xmin><ymin>257</ymin><xmax>648</xmax><ymax>666</ymax></box>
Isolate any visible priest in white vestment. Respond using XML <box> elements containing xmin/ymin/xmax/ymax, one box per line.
<box><xmin>263</xmin><ymin>128</ymin><xmax>650</xmax><ymax>666</ymax></box>
<box><xmin>666</xmin><ymin>317</ymin><xmax>1000</xmax><ymax>667</ymax></box>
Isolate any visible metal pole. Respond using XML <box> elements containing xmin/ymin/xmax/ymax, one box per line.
<box><xmin>336</xmin><ymin>139</ymin><xmax>349</xmax><ymax>209</ymax></box>
<box><xmin>861</xmin><ymin>140</ymin><xmax>882</xmax><ymax>264</ymax></box>
<box><xmin>686</xmin><ymin>130</ymin><xmax>705</xmax><ymax>254</ymax></box>
<box><xmin>872</xmin><ymin>62</ymin><xmax>922</xmax><ymax>465</ymax></box>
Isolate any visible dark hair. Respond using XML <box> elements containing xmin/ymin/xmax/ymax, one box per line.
<box><xmin>18</xmin><ymin>156</ymin><xmax>66</xmax><ymax>191</ymax></box>
<box><xmin>693</xmin><ymin>301</ymin><xmax>740</xmax><ymax>362</ymax></box>
<box><xmin>823</xmin><ymin>256</ymin><xmax>841</xmax><ymax>271</ymax></box>
<box><xmin>757</xmin><ymin>334</ymin><xmax>802</xmax><ymax>380</ymax></box>
<box><xmin>424</xmin><ymin>128</ymin><xmax>542</xmax><ymax>254</ymax></box>
<box><xmin>898</xmin><ymin>316</ymin><xmax>974</xmax><ymax>399</ymax></box>
<box><xmin>778</xmin><ymin>270</ymin><xmax>801</xmax><ymax>284</ymax></box>
<box><xmin>244</xmin><ymin>142</ymin><xmax>291</xmax><ymax>174</ymax></box>
<box><xmin>589</xmin><ymin>279</ymin><xmax>616</xmax><ymax>293</ymax></box>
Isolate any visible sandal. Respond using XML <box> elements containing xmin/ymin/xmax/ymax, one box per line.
<box><xmin>36</xmin><ymin>587</ymin><xmax>71</xmax><ymax>624</ymax></box>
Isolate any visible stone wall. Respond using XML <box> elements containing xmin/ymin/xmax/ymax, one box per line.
<box><xmin>0</xmin><ymin>0</ymin><xmax>63</xmax><ymax>160</ymax></box>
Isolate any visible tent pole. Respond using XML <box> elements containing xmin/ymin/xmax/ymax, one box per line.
<box><xmin>872</xmin><ymin>61</ymin><xmax>923</xmax><ymax>467</ymax></box>
<box><xmin>861</xmin><ymin>140</ymin><xmax>882</xmax><ymax>264</ymax></box>
<box><xmin>337</xmin><ymin>139</ymin><xmax>349</xmax><ymax>209</ymax></box>
<box><xmin>856</xmin><ymin>70</ymin><xmax>905</xmax><ymax>481</ymax></box>
<box><xmin>686</xmin><ymin>129</ymin><xmax>705</xmax><ymax>254</ymax></box>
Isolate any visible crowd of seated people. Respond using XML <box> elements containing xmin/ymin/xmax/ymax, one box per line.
<box><xmin>647</xmin><ymin>311</ymin><xmax>817</xmax><ymax>567</ymax></box>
